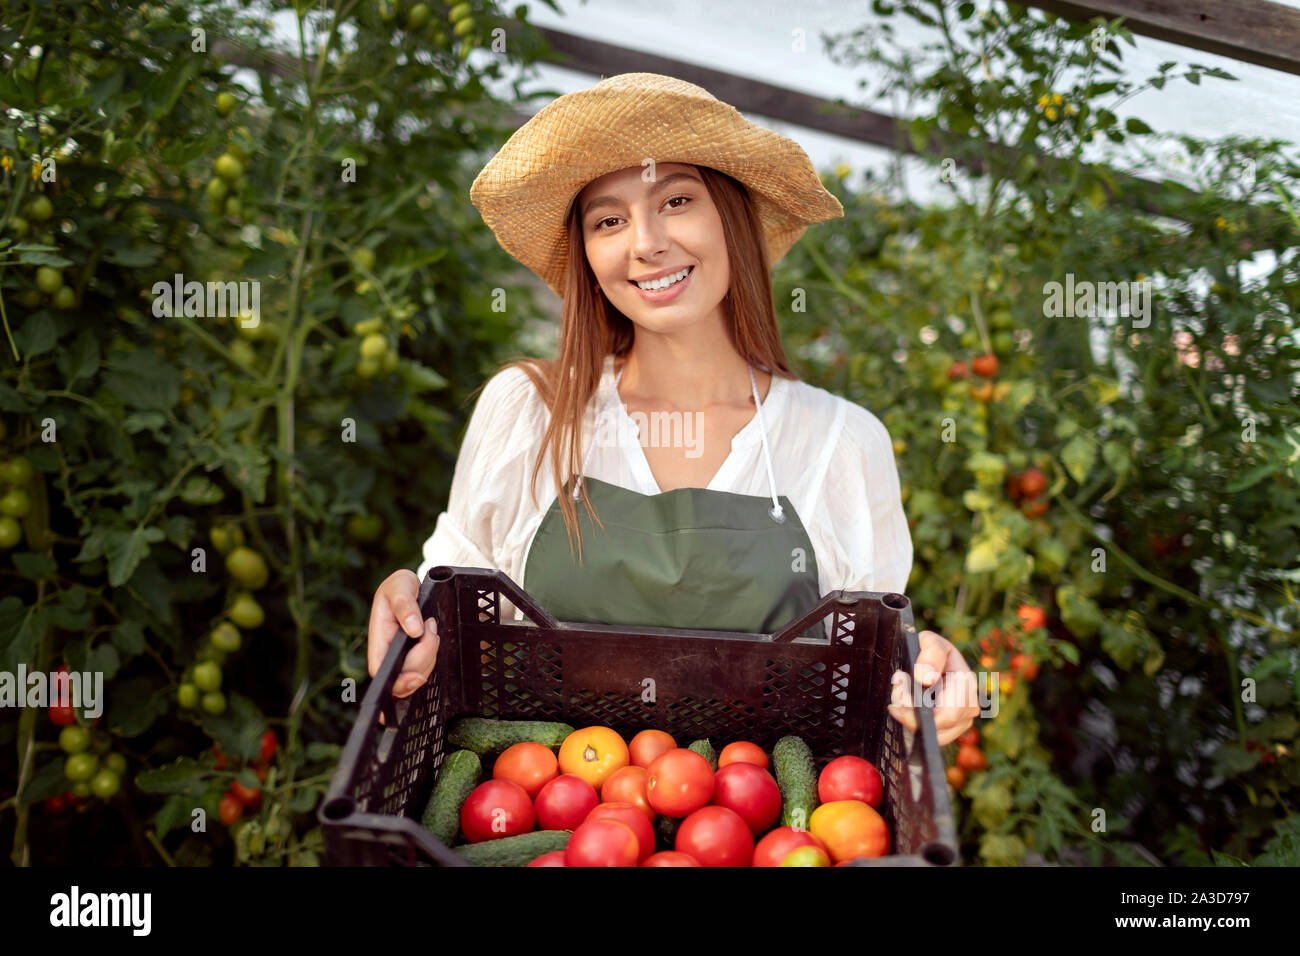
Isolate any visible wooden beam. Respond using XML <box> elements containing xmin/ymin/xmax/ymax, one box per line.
<box><xmin>528</xmin><ymin>26</ymin><xmax>1187</xmax><ymax>219</ymax></box>
<box><xmin>1029</xmin><ymin>0</ymin><xmax>1300</xmax><ymax>76</ymax></box>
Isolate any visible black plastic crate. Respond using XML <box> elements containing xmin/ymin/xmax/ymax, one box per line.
<box><xmin>319</xmin><ymin>565</ymin><xmax>959</xmax><ymax>866</ymax></box>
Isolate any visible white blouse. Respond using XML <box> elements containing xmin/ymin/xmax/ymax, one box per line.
<box><xmin>416</xmin><ymin>353</ymin><xmax>914</xmax><ymax>624</ymax></box>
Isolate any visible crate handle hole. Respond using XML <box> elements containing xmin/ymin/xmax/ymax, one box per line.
<box><xmin>321</xmin><ymin>796</ymin><xmax>356</xmax><ymax>821</ymax></box>
<box><xmin>921</xmin><ymin>841</ymin><xmax>956</xmax><ymax>866</ymax></box>
<box><xmin>429</xmin><ymin>566</ymin><xmax>455</xmax><ymax>583</ymax></box>
<box><xmin>883</xmin><ymin>592</ymin><xmax>909</xmax><ymax>610</ymax></box>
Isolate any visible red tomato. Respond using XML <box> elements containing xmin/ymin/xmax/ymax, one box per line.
<box><xmin>645</xmin><ymin>749</ymin><xmax>714</xmax><ymax>817</ymax></box>
<box><xmin>628</xmin><ymin>729</ymin><xmax>676</xmax><ymax>768</ymax></box>
<box><xmin>955</xmin><ymin>745</ymin><xmax>987</xmax><ymax>772</ymax></box>
<box><xmin>710</xmin><ymin>762</ymin><xmax>781</xmax><ymax>836</ymax></box>
<box><xmin>45</xmin><ymin>794</ymin><xmax>67</xmax><ymax>812</ymax></box>
<box><xmin>460</xmin><ymin>779</ymin><xmax>534</xmax><ymax>843</ymax></box>
<box><xmin>600</xmin><ymin>765</ymin><xmax>656</xmax><ymax>820</ymax></box>
<box><xmin>586</xmin><ymin>802</ymin><xmax>655</xmax><ymax>862</ymax></box>
<box><xmin>219</xmin><ymin>795</ymin><xmax>243</xmax><ymax>826</ymax></box>
<box><xmin>818</xmin><ymin>755</ymin><xmax>884</xmax><ymax>809</ymax></box>
<box><xmin>1009</xmin><ymin>653</ymin><xmax>1039</xmax><ymax>681</ymax></box>
<box><xmin>493</xmin><ymin>741</ymin><xmax>558</xmax><ymax>798</ymax></box>
<box><xmin>971</xmin><ymin>352</ymin><xmax>999</xmax><ymax>378</ymax></box>
<box><xmin>676</xmin><ymin>806</ymin><xmax>754</xmax><ymax>867</ymax></box>
<box><xmin>1018</xmin><ymin>467</ymin><xmax>1047</xmax><ymax>498</ymax></box>
<box><xmin>534</xmin><ymin>774</ymin><xmax>599</xmax><ymax>831</ymax></box>
<box><xmin>49</xmin><ymin>666</ymin><xmax>76</xmax><ymax>726</ymax></box>
<box><xmin>956</xmin><ymin>727</ymin><xmax>979</xmax><ymax>747</ymax></box>
<box><xmin>565</xmin><ymin>818</ymin><xmax>640</xmax><ymax>867</ymax></box>
<box><xmin>259</xmin><ymin>730</ymin><xmax>278</xmax><ymax>764</ymax></box>
<box><xmin>1017</xmin><ymin>604</ymin><xmax>1047</xmax><ymax>630</ymax></box>
<box><xmin>230</xmin><ymin>780</ymin><xmax>262</xmax><ymax>808</ymax></box>
<box><xmin>642</xmin><ymin>851</ymin><xmax>701</xmax><ymax>867</ymax></box>
<box><xmin>753</xmin><ymin>826</ymin><xmax>828</xmax><ymax>867</ymax></box>
<box><xmin>718</xmin><ymin>741</ymin><xmax>768</xmax><ymax>770</ymax></box>
<box><xmin>527</xmin><ymin>851</ymin><xmax>567</xmax><ymax>867</ymax></box>
<box><xmin>213</xmin><ymin>744</ymin><xmax>230</xmax><ymax>770</ymax></box>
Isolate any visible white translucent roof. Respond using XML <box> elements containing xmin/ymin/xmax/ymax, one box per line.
<box><xmin>493</xmin><ymin>0</ymin><xmax>1300</xmax><ymax>201</ymax></box>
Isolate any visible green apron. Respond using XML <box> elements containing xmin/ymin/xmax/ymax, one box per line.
<box><xmin>522</xmin><ymin>360</ymin><xmax>826</xmax><ymax>640</ymax></box>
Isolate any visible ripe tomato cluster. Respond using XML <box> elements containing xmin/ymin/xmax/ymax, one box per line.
<box><xmin>458</xmin><ymin>726</ymin><xmax>891</xmax><ymax>866</ymax></box>
<box><xmin>213</xmin><ymin>730</ymin><xmax>278</xmax><ymax>827</ymax></box>
<box><xmin>975</xmin><ymin>603</ymin><xmax>1047</xmax><ymax>696</ymax></box>
<box><xmin>945</xmin><ymin>727</ymin><xmax>986</xmax><ymax>791</ymax></box>
<box><xmin>1005</xmin><ymin>465</ymin><xmax>1050</xmax><ymax>518</ymax></box>
<box><xmin>947</xmin><ymin>352</ymin><xmax>1000</xmax><ymax>402</ymax></box>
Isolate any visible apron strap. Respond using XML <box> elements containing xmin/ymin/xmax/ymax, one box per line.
<box><xmin>575</xmin><ymin>359</ymin><xmax>785</xmax><ymax>525</ymax></box>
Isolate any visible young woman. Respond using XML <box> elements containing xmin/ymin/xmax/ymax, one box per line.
<box><xmin>367</xmin><ymin>73</ymin><xmax>978</xmax><ymax>745</ymax></box>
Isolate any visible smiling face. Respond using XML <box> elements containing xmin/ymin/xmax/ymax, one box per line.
<box><xmin>577</xmin><ymin>163</ymin><xmax>730</xmax><ymax>336</ymax></box>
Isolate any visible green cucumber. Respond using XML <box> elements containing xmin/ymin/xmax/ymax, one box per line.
<box><xmin>686</xmin><ymin>738</ymin><xmax>717</xmax><ymax>771</ymax></box>
<box><xmin>420</xmin><ymin>749</ymin><xmax>480</xmax><ymax>845</ymax></box>
<box><xmin>447</xmin><ymin>717</ymin><xmax>576</xmax><ymax>754</ymax></box>
<box><xmin>773</xmin><ymin>735</ymin><xmax>819</xmax><ymax>830</ymax></box>
<box><xmin>453</xmin><ymin>829</ymin><xmax>571</xmax><ymax>866</ymax></box>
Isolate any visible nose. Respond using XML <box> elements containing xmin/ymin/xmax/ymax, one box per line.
<box><xmin>628</xmin><ymin>202</ymin><xmax>670</xmax><ymax>264</ymax></box>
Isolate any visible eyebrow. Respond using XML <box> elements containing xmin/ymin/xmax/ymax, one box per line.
<box><xmin>581</xmin><ymin>172</ymin><xmax>704</xmax><ymax>220</ymax></box>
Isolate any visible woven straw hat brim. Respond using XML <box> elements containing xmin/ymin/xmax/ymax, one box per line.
<box><xmin>470</xmin><ymin>73</ymin><xmax>845</xmax><ymax>300</ymax></box>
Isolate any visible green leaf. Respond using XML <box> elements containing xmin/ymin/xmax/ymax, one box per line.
<box><xmin>179</xmin><ymin>474</ymin><xmax>226</xmax><ymax>504</ymax></box>
<box><xmin>112</xmin><ymin>620</ymin><xmax>146</xmax><ymax>656</ymax></box>
<box><xmin>102</xmin><ymin>348</ymin><xmax>182</xmax><ymax>411</ymax></box>
<box><xmin>1061</xmin><ymin>433</ymin><xmax>1096</xmax><ymax>485</ymax></box>
<box><xmin>909</xmin><ymin>117</ymin><xmax>930</xmax><ymax>153</ymax></box>
<box><xmin>1124</xmin><ymin>117</ymin><xmax>1153</xmax><ymax>134</ymax></box>
<box><xmin>105</xmin><ymin>526</ymin><xmax>166</xmax><ymax>587</ymax></box>
<box><xmin>198</xmin><ymin>694</ymin><xmax>266</xmax><ymax>762</ymax></box>
<box><xmin>107</xmin><ymin>676</ymin><xmax>170</xmax><ymax>736</ymax></box>
<box><xmin>1254</xmin><ymin>815</ymin><xmax>1300</xmax><ymax>866</ymax></box>
<box><xmin>1056</xmin><ymin>584</ymin><xmax>1102</xmax><ymax>638</ymax></box>
<box><xmin>18</xmin><ymin>758</ymin><xmax>69</xmax><ymax>808</ymax></box>
<box><xmin>13</xmin><ymin>552</ymin><xmax>57</xmax><ymax>581</ymax></box>
<box><xmin>153</xmin><ymin>794</ymin><xmax>195</xmax><ymax>838</ymax></box>
<box><xmin>135</xmin><ymin>757</ymin><xmax>209</xmax><ymax>796</ymax></box>
<box><xmin>15</xmin><ymin>315</ymin><xmax>58</xmax><ymax>357</ymax></box>
<box><xmin>56</xmin><ymin>330</ymin><xmax>100</xmax><ymax>384</ymax></box>
<box><xmin>219</xmin><ymin>444</ymin><xmax>271</xmax><ymax>502</ymax></box>
<box><xmin>398</xmin><ymin>359</ymin><xmax>448</xmax><ymax>392</ymax></box>
<box><xmin>305</xmin><ymin>742</ymin><xmax>342</xmax><ymax>762</ymax></box>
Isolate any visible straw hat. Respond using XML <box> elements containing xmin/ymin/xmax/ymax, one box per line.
<box><xmin>469</xmin><ymin>72</ymin><xmax>845</xmax><ymax>300</ymax></box>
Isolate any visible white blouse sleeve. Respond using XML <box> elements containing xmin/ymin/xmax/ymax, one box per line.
<box><xmin>821</xmin><ymin>402</ymin><xmax>914</xmax><ymax>597</ymax></box>
<box><xmin>415</xmin><ymin>366</ymin><xmax>543</xmax><ymax>582</ymax></box>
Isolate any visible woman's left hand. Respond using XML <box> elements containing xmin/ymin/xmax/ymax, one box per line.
<box><xmin>888</xmin><ymin>630</ymin><xmax>980</xmax><ymax>746</ymax></box>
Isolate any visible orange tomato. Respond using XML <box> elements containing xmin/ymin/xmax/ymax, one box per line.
<box><xmin>628</xmin><ymin>729</ymin><xmax>676</xmax><ymax>768</ymax></box>
<box><xmin>718</xmin><ymin>741</ymin><xmax>768</xmax><ymax>770</ymax></box>
<box><xmin>809</xmin><ymin>800</ymin><xmax>890</xmax><ymax>862</ymax></box>
<box><xmin>946</xmin><ymin>765</ymin><xmax>967</xmax><ymax>790</ymax></box>
<box><xmin>558</xmin><ymin>726</ymin><xmax>629</xmax><ymax>794</ymax></box>
<box><xmin>493</xmin><ymin>742</ymin><xmax>558</xmax><ymax>798</ymax></box>
<box><xmin>955</xmin><ymin>744</ymin><xmax>987</xmax><ymax>772</ymax></box>
<box><xmin>600</xmin><ymin>765</ymin><xmax>657</xmax><ymax>820</ymax></box>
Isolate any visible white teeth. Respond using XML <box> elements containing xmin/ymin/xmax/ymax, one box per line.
<box><xmin>635</xmin><ymin>267</ymin><xmax>690</xmax><ymax>290</ymax></box>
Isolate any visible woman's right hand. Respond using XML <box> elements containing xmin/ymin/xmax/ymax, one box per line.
<box><xmin>368</xmin><ymin>569</ymin><xmax>440</xmax><ymax>702</ymax></box>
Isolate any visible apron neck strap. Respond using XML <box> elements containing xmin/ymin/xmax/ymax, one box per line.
<box><xmin>576</xmin><ymin>360</ymin><xmax>784</xmax><ymax>523</ymax></box>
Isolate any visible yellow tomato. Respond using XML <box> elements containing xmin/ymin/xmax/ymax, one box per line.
<box><xmin>558</xmin><ymin>726</ymin><xmax>629</xmax><ymax>794</ymax></box>
<box><xmin>809</xmin><ymin>800</ymin><xmax>890</xmax><ymax>862</ymax></box>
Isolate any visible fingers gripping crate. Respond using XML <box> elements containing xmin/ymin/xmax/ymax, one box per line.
<box><xmin>319</xmin><ymin>565</ymin><xmax>959</xmax><ymax>867</ymax></box>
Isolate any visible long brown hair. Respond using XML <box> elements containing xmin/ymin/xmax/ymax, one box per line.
<box><xmin>484</xmin><ymin>164</ymin><xmax>798</xmax><ymax>563</ymax></box>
